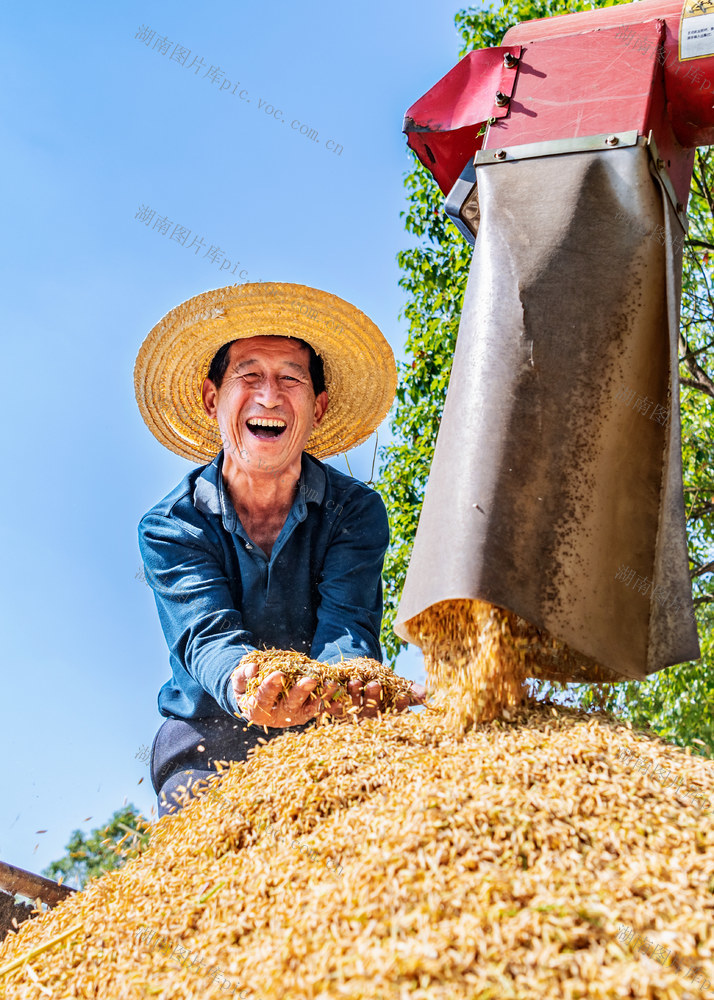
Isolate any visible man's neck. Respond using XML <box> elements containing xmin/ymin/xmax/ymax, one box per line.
<box><xmin>222</xmin><ymin>452</ymin><xmax>303</xmax><ymax>550</ymax></box>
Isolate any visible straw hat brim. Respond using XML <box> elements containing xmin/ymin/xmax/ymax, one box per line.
<box><xmin>133</xmin><ymin>282</ymin><xmax>397</xmax><ymax>463</ymax></box>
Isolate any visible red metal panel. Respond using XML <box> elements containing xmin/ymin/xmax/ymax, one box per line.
<box><xmin>483</xmin><ymin>24</ymin><xmax>662</xmax><ymax>149</ymax></box>
<box><xmin>503</xmin><ymin>0</ymin><xmax>714</xmax><ymax>148</ymax></box>
<box><xmin>502</xmin><ymin>0</ymin><xmax>684</xmax><ymax>42</ymax></box>
<box><xmin>403</xmin><ymin>46</ymin><xmax>521</xmax><ymax>194</ymax></box>
<box><xmin>662</xmin><ymin>20</ymin><xmax>714</xmax><ymax>147</ymax></box>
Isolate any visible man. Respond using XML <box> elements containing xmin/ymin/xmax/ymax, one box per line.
<box><xmin>134</xmin><ymin>282</ymin><xmax>424</xmax><ymax>816</ymax></box>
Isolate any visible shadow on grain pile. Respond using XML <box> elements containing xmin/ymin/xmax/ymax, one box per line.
<box><xmin>1</xmin><ymin>693</ymin><xmax>713</xmax><ymax>997</ymax></box>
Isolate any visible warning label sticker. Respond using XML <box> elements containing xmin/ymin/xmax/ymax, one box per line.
<box><xmin>680</xmin><ymin>0</ymin><xmax>714</xmax><ymax>60</ymax></box>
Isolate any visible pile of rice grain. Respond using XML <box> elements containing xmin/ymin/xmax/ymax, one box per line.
<box><xmin>2</xmin><ymin>697</ymin><xmax>713</xmax><ymax>999</ymax></box>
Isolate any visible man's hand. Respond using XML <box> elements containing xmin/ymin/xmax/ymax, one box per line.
<box><xmin>231</xmin><ymin>662</ymin><xmax>427</xmax><ymax>727</ymax></box>
<box><xmin>321</xmin><ymin>679</ymin><xmax>427</xmax><ymax>720</ymax></box>
<box><xmin>232</xmin><ymin>661</ymin><xmax>340</xmax><ymax>728</ymax></box>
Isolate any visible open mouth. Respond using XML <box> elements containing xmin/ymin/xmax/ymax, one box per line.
<box><xmin>246</xmin><ymin>417</ymin><xmax>287</xmax><ymax>440</ymax></box>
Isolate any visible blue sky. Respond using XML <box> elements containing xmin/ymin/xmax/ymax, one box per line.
<box><xmin>1</xmin><ymin>0</ymin><xmax>471</xmax><ymax>876</ymax></box>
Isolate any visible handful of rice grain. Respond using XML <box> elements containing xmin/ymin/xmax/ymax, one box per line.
<box><xmin>240</xmin><ymin>649</ymin><xmax>418</xmax><ymax>712</ymax></box>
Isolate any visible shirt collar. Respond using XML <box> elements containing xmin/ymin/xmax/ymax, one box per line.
<box><xmin>193</xmin><ymin>450</ymin><xmax>326</xmax><ymax>534</ymax></box>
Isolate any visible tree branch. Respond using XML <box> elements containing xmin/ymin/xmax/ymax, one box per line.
<box><xmin>688</xmin><ymin>501</ymin><xmax>714</xmax><ymax>521</ymax></box>
<box><xmin>679</xmin><ymin>256</ymin><xmax>714</xmax><ymax>397</ymax></box>
<box><xmin>695</xmin><ymin>149</ymin><xmax>714</xmax><ymax>219</ymax></box>
<box><xmin>691</xmin><ymin>251</ymin><xmax>714</xmax><ymax>319</ymax></box>
<box><xmin>693</xmin><ymin>594</ymin><xmax>714</xmax><ymax>607</ymax></box>
<box><xmin>680</xmin><ymin>375</ymin><xmax>714</xmax><ymax>400</ymax></box>
<box><xmin>681</xmin><ymin>335</ymin><xmax>714</xmax><ymax>360</ymax></box>
<box><xmin>680</xmin><ymin>300</ymin><xmax>714</xmax><ymax>397</ymax></box>
<box><xmin>684</xmin><ymin>484</ymin><xmax>714</xmax><ymax>494</ymax></box>
<box><xmin>691</xmin><ymin>559</ymin><xmax>714</xmax><ymax>580</ymax></box>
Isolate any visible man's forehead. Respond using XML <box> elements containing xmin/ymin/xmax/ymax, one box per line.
<box><xmin>227</xmin><ymin>336</ymin><xmax>309</xmax><ymax>365</ymax></box>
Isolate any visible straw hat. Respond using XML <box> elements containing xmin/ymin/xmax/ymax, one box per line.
<box><xmin>134</xmin><ymin>282</ymin><xmax>397</xmax><ymax>463</ymax></box>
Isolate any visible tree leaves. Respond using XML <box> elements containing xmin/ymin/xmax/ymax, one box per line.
<box><xmin>42</xmin><ymin>805</ymin><xmax>151</xmax><ymax>890</ymax></box>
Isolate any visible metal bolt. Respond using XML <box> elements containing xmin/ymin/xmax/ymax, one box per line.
<box><xmin>494</xmin><ymin>149</ymin><xmax>507</xmax><ymax>160</ymax></box>
<box><xmin>495</xmin><ymin>91</ymin><xmax>510</xmax><ymax>107</ymax></box>
<box><xmin>503</xmin><ymin>52</ymin><xmax>519</xmax><ymax>68</ymax></box>
<box><xmin>605</xmin><ymin>135</ymin><xmax>619</xmax><ymax>146</ymax></box>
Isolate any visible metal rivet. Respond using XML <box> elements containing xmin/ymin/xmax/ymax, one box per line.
<box><xmin>503</xmin><ymin>53</ymin><xmax>519</xmax><ymax>68</ymax></box>
<box><xmin>495</xmin><ymin>91</ymin><xmax>510</xmax><ymax>107</ymax></box>
<box><xmin>605</xmin><ymin>134</ymin><xmax>619</xmax><ymax>146</ymax></box>
<box><xmin>656</xmin><ymin>157</ymin><xmax>665</xmax><ymax>169</ymax></box>
<box><xmin>494</xmin><ymin>149</ymin><xmax>507</xmax><ymax>160</ymax></box>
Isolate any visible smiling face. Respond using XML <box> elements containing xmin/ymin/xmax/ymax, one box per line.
<box><xmin>201</xmin><ymin>336</ymin><xmax>328</xmax><ymax>477</ymax></box>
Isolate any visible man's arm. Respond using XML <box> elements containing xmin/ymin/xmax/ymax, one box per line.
<box><xmin>138</xmin><ymin>513</ymin><xmax>256</xmax><ymax>716</ymax></box>
<box><xmin>309</xmin><ymin>486</ymin><xmax>389</xmax><ymax>664</ymax></box>
<box><xmin>140</xmin><ymin>514</ymin><xmax>333</xmax><ymax>726</ymax></box>
<box><xmin>307</xmin><ymin>487</ymin><xmax>426</xmax><ymax>715</ymax></box>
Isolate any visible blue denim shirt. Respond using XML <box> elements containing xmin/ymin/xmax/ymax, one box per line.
<box><xmin>138</xmin><ymin>450</ymin><xmax>389</xmax><ymax>721</ymax></box>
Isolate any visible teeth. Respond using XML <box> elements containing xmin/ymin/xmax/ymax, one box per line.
<box><xmin>247</xmin><ymin>418</ymin><xmax>287</xmax><ymax>428</ymax></box>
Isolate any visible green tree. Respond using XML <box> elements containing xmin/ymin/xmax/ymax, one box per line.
<box><xmin>378</xmin><ymin>0</ymin><xmax>714</xmax><ymax>754</ymax></box>
<box><xmin>42</xmin><ymin>805</ymin><xmax>151</xmax><ymax>890</ymax></box>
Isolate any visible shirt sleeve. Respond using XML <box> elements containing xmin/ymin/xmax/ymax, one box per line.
<box><xmin>138</xmin><ymin>513</ymin><xmax>257</xmax><ymax>717</ymax></box>
<box><xmin>309</xmin><ymin>487</ymin><xmax>389</xmax><ymax>664</ymax></box>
